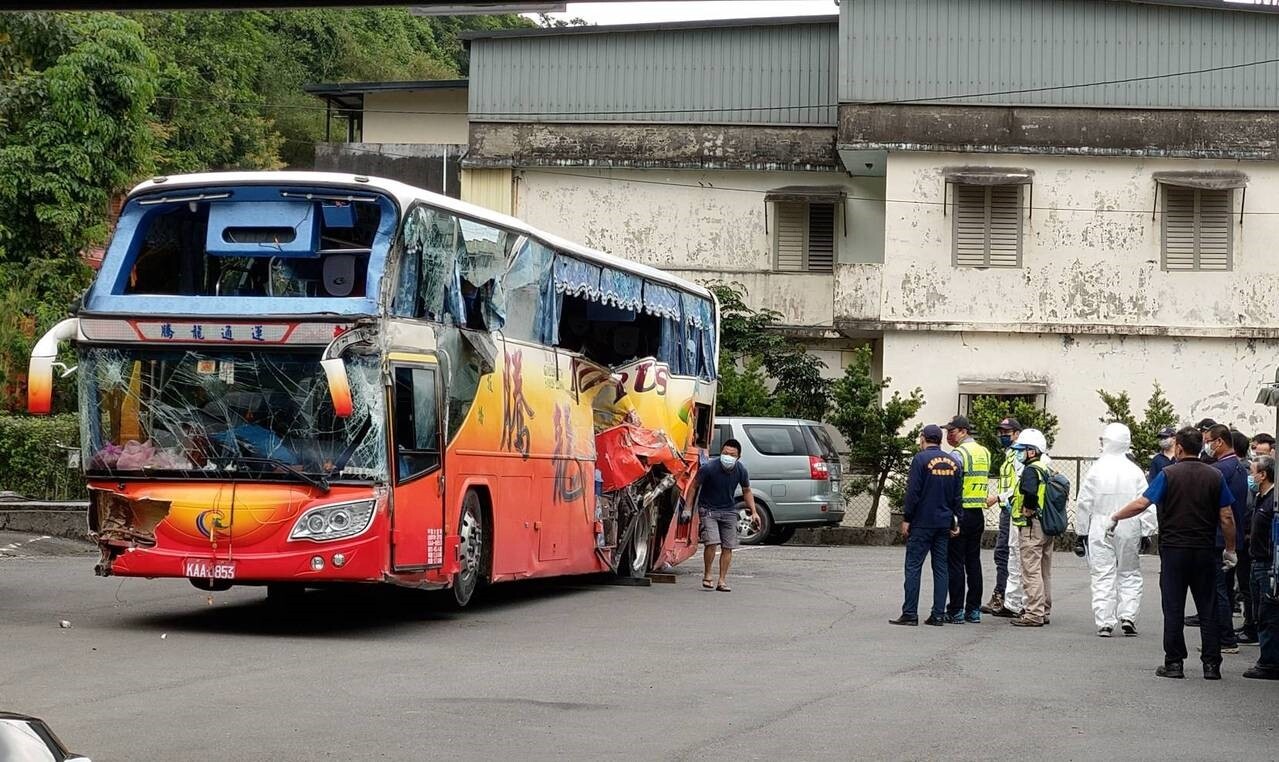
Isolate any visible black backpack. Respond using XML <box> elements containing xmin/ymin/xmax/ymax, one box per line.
<box><xmin>1037</xmin><ymin>465</ymin><xmax>1071</xmax><ymax>537</ymax></box>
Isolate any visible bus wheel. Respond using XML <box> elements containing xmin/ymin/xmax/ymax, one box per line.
<box><xmin>618</xmin><ymin>503</ymin><xmax>652</xmax><ymax>579</ymax></box>
<box><xmin>452</xmin><ymin>491</ymin><xmax>487</xmax><ymax>607</ymax></box>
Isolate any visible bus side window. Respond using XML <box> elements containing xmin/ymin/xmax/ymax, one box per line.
<box><xmin>392</xmin><ymin>366</ymin><xmax>441</xmax><ymax>483</ymax></box>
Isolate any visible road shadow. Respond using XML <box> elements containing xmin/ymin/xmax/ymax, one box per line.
<box><xmin>120</xmin><ymin>575</ymin><xmax>615</xmax><ymax>638</ymax></box>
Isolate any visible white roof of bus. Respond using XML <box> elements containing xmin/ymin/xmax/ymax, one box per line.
<box><xmin>129</xmin><ymin>171</ymin><xmax>712</xmax><ymax>300</ymax></box>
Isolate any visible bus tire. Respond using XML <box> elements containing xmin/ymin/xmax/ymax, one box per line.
<box><xmin>452</xmin><ymin>490</ymin><xmax>488</xmax><ymax>608</ymax></box>
<box><xmin>618</xmin><ymin>503</ymin><xmax>653</xmax><ymax>579</ymax></box>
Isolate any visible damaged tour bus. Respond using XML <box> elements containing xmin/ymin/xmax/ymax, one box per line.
<box><xmin>28</xmin><ymin>172</ymin><xmax>718</xmax><ymax>606</ymax></box>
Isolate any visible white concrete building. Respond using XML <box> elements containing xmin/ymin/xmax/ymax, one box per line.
<box><xmin>310</xmin><ymin>1</ymin><xmax>1279</xmax><ymax>469</ymax></box>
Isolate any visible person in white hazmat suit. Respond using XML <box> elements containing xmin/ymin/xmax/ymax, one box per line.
<box><xmin>1073</xmin><ymin>423</ymin><xmax>1158</xmax><ymax>637</ymax></box>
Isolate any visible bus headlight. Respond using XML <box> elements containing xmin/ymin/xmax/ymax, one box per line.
<box><xmin>289</xmin><ymin>500</ymin><xmax>376</xmax><ymax>542</ymax></box>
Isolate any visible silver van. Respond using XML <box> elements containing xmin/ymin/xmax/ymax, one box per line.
<box><xmin>710</xmin><ymin>416</ymin><xmax>845</xmax><ymax>545</ymax></box>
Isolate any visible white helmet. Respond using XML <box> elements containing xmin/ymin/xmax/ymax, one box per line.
<box><xmin>1014</xmin><ymin>428</ymin><xmax>1048</xmax><ymax>455</ymax></box>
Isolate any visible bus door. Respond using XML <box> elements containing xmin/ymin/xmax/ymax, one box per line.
<box><xmin>388</xmin><ymin>355</ymin><xmax>445</xmax><ymax>571</ymax></box>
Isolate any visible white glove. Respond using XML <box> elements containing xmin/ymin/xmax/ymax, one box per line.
<box><xmin>1104</xmin><ymin>518</ymin><xmax>1118</xmax><ymax>539</ymax></box>
<box><xmin>1222</xmin><ymin>550</ymin><xmax>1238</xmax><ymax>571</ymax></box>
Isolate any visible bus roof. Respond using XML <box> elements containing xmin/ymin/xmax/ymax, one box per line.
<box><xmin>129</xmin><ymin>171</ymin><xmax>712</xmax><ymax>300</ymax></box>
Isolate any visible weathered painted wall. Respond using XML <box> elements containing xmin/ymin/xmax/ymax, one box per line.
<box><xmin>363</xmin><ymin>90</ymin><xmax>469</xmax><ymax>145</ymax></box>
<box><xmin>883</xmin><ymin>330</ymin><xmax>1279</xmax><ymax>457</ymax></box>
<box><xmin>875</xmin><ymin>152</ymin><xmax>1279</xmax><ymax>335</ymax></box>
<box><xmin>514</xmin><ymin>167</ymin><xmax>886</xmax><ymax>330</ymax></box>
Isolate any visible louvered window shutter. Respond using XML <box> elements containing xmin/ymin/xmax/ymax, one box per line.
<box><xmin>953</xmin><ymin>184</ymin><xmax>1023</xmax><ymax>268</ymax></box>
<box><xmin>775</xmin><ymin>202</ymin><xmax>806</xmax><ymax>272</ymax></box>
<box><xmin>807</xmin><ymin>203</ymin><xmax>835</xmax><ymax>273</ymax></box>
<box><xmin>1162</xmin><ymin>187</ymin><xmax>1232</xmax><ymax>272</ymax></box>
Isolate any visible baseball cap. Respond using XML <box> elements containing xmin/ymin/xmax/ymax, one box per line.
<box><xmin>943</xmin><ymin>415</ymin><xmax>972</xmax><ymax>431</ymax></box>
<box><xmin>1195</xmin><ymin>418</ymin><xmax>1218</xmax><ymax>431</ymax></box>
<box><xmin>1157</xmin><ymin>426</ymin><xmax>1176</xmax><ymax>438</ymax></box>
<box><xmin>921</xmin><ymin>424</ymin><xmax>943</xmax><ymax>442</ymax></box>
<box><xmin>997</xmin><ymin>417</ymin><xmax>1023</xmax><ymax>432</ymax></box>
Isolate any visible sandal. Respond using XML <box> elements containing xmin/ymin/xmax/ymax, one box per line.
<box><xmin>716</xmin><ymin>583</ymin><xmax>732</xmax><ymax>593</ymax></box>
<box><xmin>702</xmin><ymin>578</ymin><xmax>714</xmax><ymax>590</ymax></box>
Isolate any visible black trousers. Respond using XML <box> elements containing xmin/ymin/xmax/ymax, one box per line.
<box><xmin>1161</xmin><ymin>546</ymin><xmax>1221</xmax><ymax>666</ymax></box>
<box><xmin>947</xmin><ymin>509</ymin><xmax>984</xmax><ymax>616</ymax></box>
<box><xmin>1237</xmin><ymin>545</ymin><xmax>1255</xmax><ymax>635</ymax></box>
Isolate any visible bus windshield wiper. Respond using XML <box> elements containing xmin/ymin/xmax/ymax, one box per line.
<box><xmin>226</xmin><ymin>456</ymin><xmax>331</xmax><ymax>493</ymax></box>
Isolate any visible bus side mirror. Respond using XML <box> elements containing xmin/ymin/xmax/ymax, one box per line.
<box><xmin>27</xmin><ymin>318</ymin><xmax>79</xmax><ymax>415</ymax></box>
<box><xmin>321</xmin><ymin>358</ymin><xmax>353</xmax><ymax>419</ymax></box>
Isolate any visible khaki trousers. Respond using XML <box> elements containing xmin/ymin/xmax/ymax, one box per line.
<box><xmin>1018</xmin><ymin>519</ymin><xmax>1054</xmax><ymax>623</ymax></box>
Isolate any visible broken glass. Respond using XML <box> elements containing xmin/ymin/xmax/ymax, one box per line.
<box><xmin>77</xmin><ymin>347</ymin><xmax>386</xmax><ymax>481</ymax></box>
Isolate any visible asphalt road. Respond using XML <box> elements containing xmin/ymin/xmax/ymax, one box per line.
<box><xmin>2</xmin><ymin>533</ymin><xmax>1276</xmax><ymax>761</ymax></box>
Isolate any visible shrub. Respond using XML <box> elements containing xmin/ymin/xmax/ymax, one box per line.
<box><xmin>0</xmin><ymin>414</ymin><xmax>85</xmax><ymax>500</ymax></box>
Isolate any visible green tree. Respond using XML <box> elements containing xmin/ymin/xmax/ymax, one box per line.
<box><xmin>708</xmin><ymin>281</ymin><xmax>831</xmax><ymax>421</ymax></box>
<box><xmin>968</xmin><ymin>396</ymin><xmax>1061</xmax><ymax>472</ymax></box>
<box><xmin>829</xmin><ymin>345</ymin><xmax>924</xmax><ymax>527</ymax></box>
<box><xmin>0</xmin><ymin>13</ymin><xmax>159</xmax><ymax>408</ymax></box>
<box><xmin>1098</xmin><ymin>383</ymin><xmax>1180</xmax><ymax>468</ymax></box>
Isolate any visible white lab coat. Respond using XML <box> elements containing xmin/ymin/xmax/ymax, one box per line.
<box><xmin>1073</xmin><ymin>423</ymin><xmax>1157</xmax><ymax>629</ymax></box>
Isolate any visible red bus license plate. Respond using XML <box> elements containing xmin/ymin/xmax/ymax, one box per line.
<box><xmin>184</xmin><ymin>559</ymin><xmax>236</xmax><ymax>580</ymax></box>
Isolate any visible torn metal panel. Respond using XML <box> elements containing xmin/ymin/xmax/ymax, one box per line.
<box><xmin>88</xmin><ymin>488</ymin><xmax>172</xmax><ymax>575</ymax></box>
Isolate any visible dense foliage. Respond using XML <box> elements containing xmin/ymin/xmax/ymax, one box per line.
<box><xmin>0</xmin><ymin>414</ymin><xmax>84</xmax><ymax>499</ymax></box>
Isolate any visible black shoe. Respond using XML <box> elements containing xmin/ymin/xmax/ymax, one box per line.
<box><xmin>1120</xmin><ymin>619</ymin><xmax>1138</xmax><ymax>636</ymax></box>
<box><xmin>1204</xmin><ymin>663</ymin><xmax>1222</xmax><ymax>680</ymax></box>
<box><xmin>923</xmin><ymin>615</ymin><xmax>945</xmax><ymax>626</ymax></box>
<box><xmin>1242</xmin><ymin>666</ymin><xmax>1279</xmax><ymax>680</ymax></box>
<box><xmin>889</xmin><ymin>615</ymin><xmax>919</xmax><ymax>626</ymax></box>
<box><xmin>1236</xmin><ymin>630</ymin><xmax>1259</xmax><ymax>645</ymax></box>
<box><xmin>1156</xmin><ymin>662</ymin><xmax>1185</xmax><ymax>679</ymax></box>
<box><xmin>1185</xmin><ymin>615</ymin><xmax>1201</xmax><ymax>627</ymax></box>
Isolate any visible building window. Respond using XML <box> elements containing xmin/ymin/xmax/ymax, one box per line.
<box><xmin>774</xmin><ymin>201</ymin><xmax>835</xmax><ymax>273</ymax></box>
<box><xmin>1162</xmin><ymin>187</ymin><xmax>1233</xmax><ymax>272</ymax></box>
<box><xmin>952</xmin><ymin>184</ymin><xmax>1023</xmax><ymax>268</ymax></box>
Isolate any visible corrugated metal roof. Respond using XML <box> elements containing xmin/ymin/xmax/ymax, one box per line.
<box><xmin>469</xmin><ymin>18</ymin><xmax>837</xmax><ymax>125</ymax></box>
<box><xmin>841</xmin><ymin>0</ymin><xmax>1279</xmax><ymax>109</ymax></box>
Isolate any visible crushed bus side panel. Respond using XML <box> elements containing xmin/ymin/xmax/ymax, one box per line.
<box><xmin>87</xmin><ymin>487</ymin><xmax>172</xmax><ymax>577</ymax></box>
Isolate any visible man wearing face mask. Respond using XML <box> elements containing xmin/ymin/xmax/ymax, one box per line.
<box><xmin>982</xmin><ymin>418</ymin><xmax>1025</xmax><ymax>618</ymax></box>
<box><xmin>1243</xmin><ymin>455</ymin><xmax>1279</xmax><ymax>679</ymax></box>
<box><xmin>1074</xmin><ymin>423</ymin><xmax>1155</xmax><ymax>637</ymax></box>
<box><xmin>683</xmin><ymin>438</ymin><xmax>759</xmax><ymax>592</ymax></box>
<box><xmin>1205</xmin><ymin>423</ymin><xmax>1248</xmax><ymax>653</ymax></box>
<box><xmin>1149</xmin><ymin>426</ymin><xmax>1177</xmax><ymax>484</ymax></box>
<box><xmin>1196</xmin><ymin>419</ymin><xmax>1219</xmax><ymax>464</ymax></box>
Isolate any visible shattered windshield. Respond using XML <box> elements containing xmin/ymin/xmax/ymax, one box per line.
<box><xmin>77</xmin><ymin>348</ymin><xmax>385</xmax><ymax>481</ymax></box>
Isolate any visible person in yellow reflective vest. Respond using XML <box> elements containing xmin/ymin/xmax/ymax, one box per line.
<box><xmin>1011</xmin><ymin>428</ymin><xmax>1053</xmax><ymax>627</ymax></box>
<box><xmin>983</xmin><ymin>417</ymin><xmax>1026</xmax><ymax>618</ymax></box>
<box><xmin>943</xmin><ymin>415</ymin><xmax>991</xmax><ymax>624</ymax></box>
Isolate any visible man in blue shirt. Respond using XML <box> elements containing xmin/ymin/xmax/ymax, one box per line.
<box><xmin>1110</xmin><ymin>426</ymin><xmax>1238</xmax><ymax>680</ymax></box>
<box><xmin>1148</xmin><ymin>426</ymin><xmax>1176</xmax><ymax>484</ymax></box>
<box><xmin>891</xmin><ymin>425</ymin><xmax>962</xmax><ymax>627</ymax></box>
<box><xmin>1204</xmin><ymin>424</ymin><xmax>1248</xmax><ymax>651</ymax></box>
<box><xmin>683</xmin><ymin>438</ymin><xmax>759</xmax><ymax>592</ymax></box>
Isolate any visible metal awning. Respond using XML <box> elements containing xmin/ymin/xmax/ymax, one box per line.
<box><xmin>1153</xmin><ymin>170</ymin><xmax>1249</xmax><ymax>190</ymax></box>
<box><xmin>764</xmin><ymin>186</ymin><xmax>847</xmax><ymax>204</ymax></box>
<box><xmin>942</xmin><ymin>167</ymin><xmax>1035</xmax><ymax>186</ymax></box>
<box><xmin>957</xmin><ymin>381</ymin><xmax>1049</xmax><ymax>396</ymax></box>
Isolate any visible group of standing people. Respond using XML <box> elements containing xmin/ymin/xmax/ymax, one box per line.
<box><xmin>891</xmin><ymin>414</ymin><xmax>1279</xmax><ymax>681</ymax></box>
<box><xmin>891</xmin><ymin>415</ymin><xmax>1054</xmax><ymax>628</ymax></box>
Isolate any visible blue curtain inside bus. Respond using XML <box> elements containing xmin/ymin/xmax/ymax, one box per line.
<box><xmin>599</xmin><ymin>268</ymin><xmax>643</xmax><ymax>312</ymax></box>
